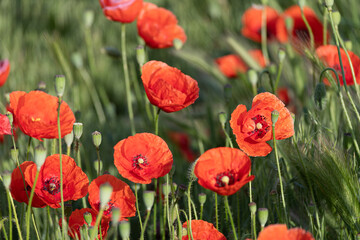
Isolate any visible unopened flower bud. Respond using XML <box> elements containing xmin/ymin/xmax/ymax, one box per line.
<box><xmin>332</xmin><ymin>11</ymin><xmax>341</xmax><ymax>26</ymax></box>
<box><xmin>258</xmin><ymin>208</ymin><xmax>269</xmax><ymax>227</ymax></box>
<box><xmin>249</xmin><ymin>202</ymin><xmax>257</xmax><ymax>214</ymax></box>
<box><xmin>224</xmin><ymin>84</ymin><xmax>232</xmax><ymax>102</ymax></box>
<box><xmin>71</xmin><ymin>53</ymin><xmax>83</xmax><ymax>69</ymax></box>
<box><xmin>83</xmin><ymin>212</ymin><xmax>92</xmax><ymax>226</ymax></box>
<box><xmin>119</xmin><ymin>220</ymin><xmax>130</xmax><ymax>239</ymax></box>
<box><xmin>198</xmin><ymin>193</ymin><xmax>206</xmax><ymax>206</ymax></box>
<box><xmin>100</xmin><ymin>182</ymin><xmax>113</xmax><ymax>209</ymax></box>
<box><xmin>324</xmin><ymin>0</ymin><xmax>334</xmax><ymax>9</ymax></box>
<box><xmin>6</xmin><ymin>111</ymin><xmax>13</xmax><ymax>127</ymax></box>
<box><xmin>92</xmin><ymin>131</ymin><xmax>102</xmax><ymax>148</ymax></box>
<box><xmin>218</xmin><ymin>112</ymin><xmax>227</xmax><ymax>128</ymax></box>
<box><xmin>73</xmin><ymin>123</ymin><xmax>83</xmax><ymax>140</ymax></box>
<box><xmin>173</xmin><ymin>38</ymin><xmax>184</xmax><ymax>50</ymax></box>
<box><xmin>143</xmin><ymin>190</ymin><xmax>155</xmax><ymax>211</ymax></box>
<box><xmin>10</xmin><ymin>148</ymin><xmax>18</xmax><ymax>162</ymax></box>
<box><xmin>54</xmin><ymin>75</ymin><xmax>66</xmax><ymax>97</ymax></box>
<box><xmin>2</xmin><ymin>172</ymin><xmax>11</xmax><ymax>190</ymax></box>
<box><xmin>248</xmin><ymin>69</ymin><xmax>258</xmax><ymax>86</ymax></box>
<box><xmin>314</xmin><ymin>82</ymin><xmax>327</xmax><ymax>110</ymax></box>
<box><xmin>88</xmin><ymin>226</ymin><xmax>98</xmax><ymax>238</ymax></box>
<box><xmin>136</xmin><ymin>46</ymin><xmax>146</xmax><ymax>67</ymax></box>
<box><xmin>268</xmin><ymin>64</ymin><xmax>277</xmax><ymax>75</ymax></box>
<box><xmin>37</xmin><ymin>81</ymin><xmax>47</xmax><ymax>91</ymax></box>
<box><xmin>94</xmin><ymin>160</ymin><xmax>103</xmax><ymax>173</ymax></box>
<box><xmin>101</xmin><ymin>46</ymin><xmax>121</xmax><ymax>59</ymax></box>
<box><xmin>162</xmin><ymin>183</ymin><xmax>171</xmax><ymax>196</ymax></box>
<box><xmin>34</xmin><ymin>144</ymin><xmax>47</xmax><ymax>171</ymax></box>
<box><xmin>345</xmin><ymin>40</ymin><xmax>352</xmax><ymax>51</ymax></box>
<box><xmin>111</xmin><ymin>208</ymin><xmax>121</xmax><ymax>225</ymax></box>
<box><xmin>64</xmin><ymin>131</ymin><xmax>74</xmax><ymax>147</ymax></box>
<box><xmin>271</xmin><ymin>110</ymin><xmax>279</xmax><ymax>124</ymax></box>
<box><xmin>285</xmin><ymin>17</ymin><xmax>294</xmax><ymax>33</ymax></box>
<box><xmin>188</xmin><ymin>161</ymin><xmax>197</xmax><ymax>182</ymax></box>
<box><xmin>278</xmin><ymin>48</ymin><xmax>286</xmax><ymax>63</ymax></box>
<box><xmin>84</xmin><ymin>10</ymin><xmax>94</xmax><ymax>28</ymax></box>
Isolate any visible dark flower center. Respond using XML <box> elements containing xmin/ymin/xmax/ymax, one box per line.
<box><xmin>95</xmin><ymin>200</ymin><xmax>114</xmax><ymax>216</ymax></box>
<box><xmin>132</xmin><ymin>154</ymin><xmax>149</xmax><ymax>170</ymax></box>
<box><xmin>215</xmin><ymin>171</ymin><xmax>236</xmax><ymax>187</ymax></box>
<box><xmin>248</xmin><ymin>114</ymin><xmax>270</xmax><ymax>139</ymax></box>
<box><xmin>42</xmin><ymin>177</ymin><xmax>60</xmax><ymax>195</ymax></box>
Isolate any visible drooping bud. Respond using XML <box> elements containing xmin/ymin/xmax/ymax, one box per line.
<box><xmin>34</xmin><ymin>144</ymin><xmax>47</xmax><ymax>171</ymax></box>
<box><xmin>100</xmin><ymin>182</ymin><xmax>113</xmax><ymax>209</ymax></box>
<box><xmin>173</xmin><ymin>38</ymin><xmax>184</xmax><ymax>50</ymax></box>
<box><xmin>258</xmin><ymin>208</ymin><xmax>269</xmax><ymax>227</ymax></box>
<box><xmin>73</xmin><ymin>123</ymin><xmax>83</xmax><ymax>140</ymax></box>
<box><xmin>136</xmin><ymin>46</ymin><xmax>146</xmax><ymax>68</ymax></box>
<box><xmin>64</xmin><ymin>131</ymin><xmax>74</xmax><ymax>147</ymax></box>
<box><xmin>92</xmin><ymin>131</ymin><xmax>102</xmax><ymax>148</ymax></box>
<box><xmin>268</xmin><ymin>64</ymin><xmax>277</xmax><ymax>75</ymax></box>
<box><xmin>248</xmin><ymin>69</ymin><xmax>258</xmax><ymax>87</ymax></box>
<box><xmin>198</xmin><ymin>193</ymin><xmax>206</xmax><ymax>206</ymax></box>
<box><xmin>83</xmin><ymin>212</ymin><xmax>92</xmax><ymax>226</ymax></box>
<box><xmin>271</xmin><ymin>110</ymin><xmax>279</xmax><ymax>124</ymax></box>
<box><xmin>314</xmin><ymin>82</ymin><xmax>327</xmax><ymax>110</ymax></box>
<box><xmin>119</xmin><ymin>220</ymin><xmax>130</xmax><ymax>240</ymax></box>
<box><xmin>54</xmin><ymin>75</ymin><xmax>66</xmax><ymax>98</ymax></box>
<box><xmin>143</xmin><ymin>191</ymin><xmax>155</xmax><ymax>211</ymax></box>
<box><xmin>2</xmin><ymin>172</ymin><xmax>11</xmax><ymax>190</ymax></box>
<box><xmin>249</xmin><ymin>202</ymin><xmax>257</xmax><ymax>215</ymax></box>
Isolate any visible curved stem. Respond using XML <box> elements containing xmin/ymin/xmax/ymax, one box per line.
<box><xmin>224</xmin><ymin>196</ymin><xmax>238</xmax><ymax>240</ymax></box>
<box><xmin>121</xmin><ymin>23</ymin><xmax>136</xmax><ymax>135</ymax></box>
<box><xmin>140</xmin><ymin>210</ymin><xmax>151</xmax><ymax>240</ymax></box>
<box><xmin>57</xmin><ymin>97</ymin><xmax>65</xmax><ymax>240</ymax></box>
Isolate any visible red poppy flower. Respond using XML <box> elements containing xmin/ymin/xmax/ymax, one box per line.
<box><xmin>194</xmin><ymin>147</ymin><xmax>254</xmax><ymax>196</ymax></box>
<box><xmin>0</xmin><ymin>59</ymin><xmax>10</xmax><ymax>87</ymax></box>
<box><xmin>10</xmin><ymin>161</ymin><xmax>47</xmax><ymax>208</ymax></box>
<box><xmin>230</xmin><ymin>92</ymin><xmax>294</xmax><ymax>157</ymax></box>
<box><xmin>88</xmin><ymin>174</ymin><xmax>136</xmax><ymax>221</ymax></box>
<box><xmin>99</xmin><ymin>0</ymin><xmax>143</xmax><ymax>23</ymax></box>
<box><xmin>141</xmin><ymin>60</ymin><xmax>199</xmax><ymax>113</ymax></box>
<box><xmin>258</xmin><ymin>224</ymin><xmax>314</xmax><ymax>240</ymax></box>
<box><xmin>276</xmin><ymin>6</ymin><xmax>329</xmax><ymax>48</ymax></box>
<box><xmin>0</xmin><ymin>114</ymin><xmax>11</xmax><ymax>135</ymax></box>
<box><xmin>62</xmin><ymin>208</ymin><xmax>110</xmax><ymax>239</ymax></box>
<box><xmin>182</xmin><ymin>220</ymin><xmax>227</xmax><ymax>240</ymax></box>
<box><xmin>25</xmin><ymin>154</ymin><xmax>89</xmax><ymax>208</ymax></box>
<box><xmin>316</xmin><ymin>45</ymin><xmax>360</xmax><ymax>86</ymax></box>
<box><xmin>9</xmin><ymin>90</ymin><xmax>75</xmax><ymax>140</ymax></box>
<box><xmin>168</xmin><ymin>131</ymin><xmax>196</xmax><ymax>162</ymax></box>
<box><xmin>137</xmin><ymin>2</ymin><xmax>186</xmax><ymax>48</ymax></box>
<box><xmin>215</xmin><ymin>50</ymin><xmax>266</xmax><ymax>78</ymax></box>
<box><xmin>114</xmin><ymin>133</ymin><xmax>173</xmax><ymax>184</ymax></box>
<box><xmin>241</xmin><ymin>6</ymin><xmax>280</xmax><ymax>42</ymax></box>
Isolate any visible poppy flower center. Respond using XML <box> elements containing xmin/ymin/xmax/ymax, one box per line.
<box><xmin>42</xmin><ymin>177</ymin><xmax>61</xmax><ymax>195</ymax></box>
<box><xmin>96</xmin><ymin>200</ymin><xmax>114</xmax><ymax>216</ymax></box>
<box><xmin>249</xmin><ymin>114</ymin><xmax>270</xmax><ymax>139</ymax></box>
<box><xmin>132</xmin><ymin>154</ymin><xmax>149</xmax><ymax>170</ymax></box>
<box><xmin>215</xmin><ymin>171</ymin><xmax>235</xmax><ymax>187</ymax></box>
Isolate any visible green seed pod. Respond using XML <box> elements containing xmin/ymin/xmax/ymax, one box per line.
<box><xmin>249</xmin><ymin>202</ymin><xmax>257</xmax><ymax>214</ymax></box>
<box><xmin>92</xmin><ymin>131</ymin><xmax>102</xmax><ymax>148</ymax></box>
<box><xmin>83</xmin><ymin>212</ymin><xmax>92</xmax><ymax>226</ymax></box>
<box><xmin>285</xmin><ymin>17</ymin><xmax>294</xmax><ymax>33</ymax></box>
<box><xmin>332</xmin><ymin>11</ymin><xmax>341</xmax><ymax>26</ymax></box>
<box><xmin>278</xmin><ymin>48</ymin><xmax>286</xmax><ymax>63</ymax></box>
<box><xmin>2</xmin><ymin>172</ymin><xmax>11</xmax><ymax>190</ymax></box>
<box><xmin>73</xmin><ymin>122</ymin><xmax>83</xmax><ymax>140</ymax></box>
<box><xmin>54</xmin><ymin>75</ymin><xmax>66</xmax><ymax>97</ymax></box>
<box><xmin>71</xmin><ymin>53</ymin><xmax>84</xmax><ymax>69</ymax></box>
<box><xmin>198</xmin><ymin>193</ymin><xmax>206</xmax><ymax>206</ymax></box>
<box><xmin>324</xmin><ymin>0</ymin><xmax>334</xmax><ymax>9</ymax></box>
<box><xmin>111</xmin><ymin>208</ymin><xmax>121</xmax><ymax>226</ymax></box>
<box><xmin>248</xmin><ymin>69</ymin><xmax>258</xmax><ymax>86</ymax></box>
<box><xmin>119</xmin><ymin>220</ymin><xmax>130</xmax><ymax>239</ymax></box>
<box><xmin>10</xmin><ymin>148</ymin><xmax>18</xmax><ymax>162</ymax></box>
<box><xmin>258</xmin><ymin>208</ymin><xmax>269</xmax><ymax>227</ymax></box>
<box><xmin>143</xmin><ymin>190</ymin><xmax>155</xmax><ymax>211</ymax></box>
<box><xmin>84</xmin><ymin>10</ymin><xmax>94</xmax><ymax>28</ymax></box>
<box><xmin>6</xmin><ymin>111</ymin><xmax>13</xmax><ymax>127</ymax></box>
<box><xmin>218</xmin><ymin>112</ymin><xmax>227</xmax><ymax>128</ymax></box>
<box><xmin>271</xmin><ymin>110</ymin><xmax>279</xmax><ymax>124</ymax></box>
<box><xmin>64</xmin><ymin>131</ymin><xmax>74</xmax><ymax>147</ymax></box>
<box><xmin>345</xmin><ymin>40</ymin><xmax>352</xmax><ymax>51</ymax></box>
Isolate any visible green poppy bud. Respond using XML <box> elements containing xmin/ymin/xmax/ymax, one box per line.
<box><xmin>271</xmin><ymin>110</ymin><xmax>279</xmax><ymax>124</ymax></box>
<box><xmin>83</xmin><ymin>211</ymin><xmax>92</xmax><ymax>226</ymax></box>
<box><xmin>54</xmin><ymin>75</ymin><xmax>66</xmax><ymax>97</ymax></box>
<box><xmin>248</xmin><ymin>69</ymin><xmax>258</xmax><ymax>86</ymax></box>
<box><xmin>34</xmin><ymin>144</ymin><xmax>47</xmax><ymax>171</ymax></box>
<box><xmin>119</xmin><ymin>220</ymin><xmax>130</xmax><ymax>240</ymax></box>
<box><xmin>73</xmin><ymin>122</ymin><xmax>83</xmax><ymax>140</ymax></box>
<box><xmin>136</xmin><ymin>45</ymin><xmax>146</xmax><ymax>68</ymax></box>
<box><xmin>143</xmin><ymin>190</ymin><xmax>155</xmax><ymax>211</ymax></box>
<box><xmin>332</xmin><ymin>11</ymin><xmax>341</xmax><ymax>26</ymax></box>
<box><xmin>198</xmin><ymin>193</ymin><xmax>206</xmax><ymax>206</ymax></box>
<box><xmin>64</xmin><ymin>131</ymin><xmax>74</xmax><ymax>147</ymax></box>
<box><xmin>2</xmin><ymin>172</ymin><xmax>11</xmax><ymax>190</ymax></box>
<box><xmin>173</xmin><ymin>38</ymin><xmax>183</xmax><ymax>50</ymax></box>
<box><xmin>258</xmin><ymin>208</ymin><xmax>269</xmax><ymax>227</ymax></box>
<box><xmin>111</xmin><ymin>208</ymin><xmax>121</xmax><ymax>226</ymax></box>
<box><xmin>92</xmin><ymin>131</ymin><xmax>102</xmax><ymax>148</ymax></box>
<box><xmin>249</xmin><ymin>202</ymin><xmax>257</xmax><ymax>214</ymax></box>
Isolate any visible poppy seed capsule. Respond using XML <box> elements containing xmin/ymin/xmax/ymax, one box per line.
<box><xmin>92</xmin><ymin>131</ymin><xmax>102</xmax><ymax>148</ymax></box>
<box><xmin>143</xmin><ymin>190</ymin><xmax>155</xmax><ymax>211</ymax></box>
<box><xmin>258</xmin><ymin>208</ymin><xmax>269</xmax><ymax>227</ymax></box>
<box><xmin>119</xmin><ymin>221</ymin><xmax>130</xmax><ymax>239</ymax></box>
<box><xmin>218</xmin><ymin>112</ymin><xmax>227</xmax><ymax>127</ymax></box>
<box><xmin>83</xmin><ymin>212</ymin><xmax>92</xmax><ymax>226</ymax></box>
<box><xmin>271</xmin><ymin>110</ymin><xmax>279</xmax><ymax>124</ymax></box>
<box><xmin>100</xmin><ymin>183</ymin><xmax>113</xmax><ymax>209</ymax></box>
<box><xmin>54</xmin><ymin>75</ymin><xmax>66</xmax><ymax>97</ymax></box>
<box><xmin>314</xmin><ymin>82</ymin><xmax>327</xmax><ymax>110</ymax></box>
<box><xmin>2</xmin><ymin>172</ymin><xmax>11</xmax><ymax>190</ymax></box>
<box><xmin>64</xmin><ymin>131</ymin><xmax>74</xmax><ymax>147</ymax></box>
<box><xmin>249</xmin><ymin>202</ymin><xmax>257</xmax><ymax>214</ymax></box>
<box><xmin>111</xmin><ymin>208</ymin><xmax>121</xmax><ymax>226</ymax></box>
<box><xmin>345</xmin><ymin>40</ymin><xmax>353</xmax><ymax>51</ymax></box>
<box><xmin>34</xmin><ymin>145</ymin><xmax>47</xmax><ymax>171</ymax></box>
<box><xmin>84</xmin><ymin>10</ymin><xmax>94</xmax><ymax>28</ymax></box>
<box><xmin>73</xmin><ymin>123</ymin><xmax>83</xmax><ymax>140</ymax></box>
<box><xmin>332</xmin><ymin>11</ymin><xmax>341</xmax><ymax>26</ymax></box>
<box><xmin>198</xmin><ymin>193</ymin><xmax>206</xmax><ymax>205</ymax></box>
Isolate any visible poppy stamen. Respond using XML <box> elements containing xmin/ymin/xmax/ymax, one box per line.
<box><xmin>215</xmin><ymin>171</ymin><xmax>235</xmax><ymax>187</ymax></box>
<box><xmin>132</xmin><ymin>154</ymin><xmax>149</xmax><ymax>170</ymax></box>
<box><xmin>42</xmin><ymin>177</ymin><xmax>61</xmax><ymax>195</ymax></box>
<box><xmin>249</xmin><ymin>114</ymin><xmax>270</xmax><ymax>139</ymax></box>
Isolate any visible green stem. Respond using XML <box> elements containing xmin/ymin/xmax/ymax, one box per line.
<box><xmin>224</xmin><ymin>197</ymin><xmax>238</xmax><ymax>240</ymax></box>
<box><xmin>214</xmin><ymin>193</ymin><xmax>218</xmax><ymax>230</ymax></box>
<box><xmin>7</xmin><ymin>188</ymin><xmax>12</xmax><ymax>240</ymax></box>
<box><xmin>26</xmin><ymin>170</ymin><xmax>40</xmax><ymax>240</ymax></box>
<box><xmin>90</xmin><ymin>208</ymin><xmax>104</xmax><ymax>240</ymax></box>
<box><xmin>187</xmin><ymin>181</ymin><xmax>194</xmax><ymax>240</ymax></box>
<box><xmin>26</xmin><ymin>137</ymin><xmax>32</xmax><ymax>162</ymax></box>
<box><xmin>222</xmin><ymin>125</ymin><xmax>234</xmax><ymax>148</ymax></box>
<box><xmin>200</xmin><ymin>205</ymin><xmax>203</xmax><ymax>220</ymax></box>
<box><xmin>300</xmin><ymin>7</ymin><xmax>315</xmax><ymax>51</ymax></box>
<box><xmin>165</xmin><ymin>175</ymin><xmax>171</xmax><ymax>236</ymax></box>
<box><xmin>121</xmin><ymin>23</ymin><xmax>136</xmax><ymax>135</ymax></box>
<box><xmin>66</xmin><ymin>146</ymin><xmax>70</xmax><ymax>157</ymax></box>
<box><xmin>154</xmin><ymin>108</ymin><xmax>160</xmax><ymax>136</ymax></box>
<box><xmin>153</xmin><ymin>179</ymin><xmax>157</xmax><ymax>239</ymax></box>
<box><xmin>96</xmin><ymin>147</ymin><xmax>101</xmax><ymax>176</ymax></box>
<box><xmin>252</xmin><ymin>212</ymin><xmax>257</xmax><ymax>240</ymax></box>
<box><xmin>272</xmin><ymin>122</ymin><xmax>288</xmax><ymax>225</ymax></box>
<box><xmin>261</xmin><ymin>3</ymin><xmax>269</xmax><ymax>64</ymax></box>
<box><xmin>134</xmin><ymin>183</ymin><xmax>143</xmax><ymax>233</ymax></box>
<box><xmin>140</xmin><ymin>210</ymin><xmax>151</xmax><ymax>240</ymax></box>
<box><xmin>323</xmin><ymin>10</ymin><xmax>328</xmax><ymax>46</ymax></box>
<box><xmin>57</xmin><ymin>97</ymin><xmax>65</xmax><ymax>240</ymax></box>
<box><xmin>274</xmin><ymin>61</ymin><xmax>284</xmax><ymax>92</ymax></box>
<box><xmin>4</xmin><ymin>185</ymin><xmax>23</xmax><ymax>240</ymax></box>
